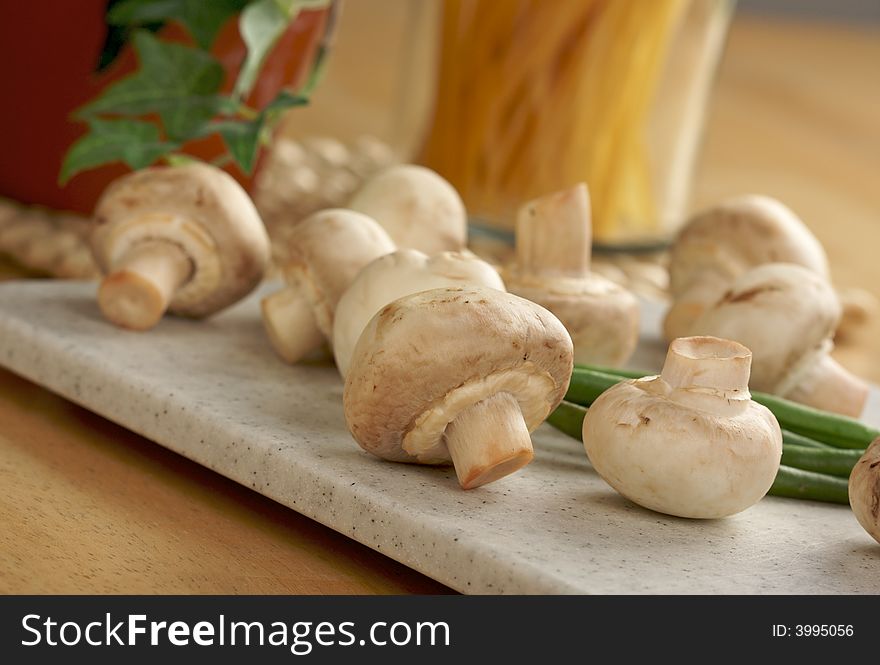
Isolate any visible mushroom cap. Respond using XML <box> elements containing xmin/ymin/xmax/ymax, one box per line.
<box><xmin>665</xmin><ymin>195</ymin><xmax>829</xmax><ymax>339</ymax></box>
<box><xmin>281</xmin><ymin>208</ymin><xmax>395</xmax><ymax>336</ymax></box>
<box><xmin>332</xmin><ymin>248</ymin><xmax>506</xmax><ymax>378</ymax></box>
<box><xmin>583</xmin><ymin>378</ymin><xmax>781</xmax><ymax>518</ymax></box>
<box><xmin>91</xmin><ymin>163</ymin><xmax>270</xmax><ymax>317</ymax></box>
<box><xmin>670</xmin><ymin>195</ymin><xmax>829</xmax><ymax>293</ymax></box>
<box><xmin>344</xmin><ymin>285</ymin><xmax>573</xmax><ymax>464</ymax></box>
<box><xmin>505</xmin><ymin>270</ymin><xmax>640</xmax><ymax>367</ymax></box>
<box><xmin>849</xmin><ymin>437</ymin><xmax>880</xmax><ymax>545</ymax></box>
<box><xmin>688</xmin><ymin>263</ymin><xmax>840</xmax><ymax>393</ymax></box>
<box><xmin>347</xmin><ymin>165</ymin><xmax>467</xmax><ymax>254</ymax></box>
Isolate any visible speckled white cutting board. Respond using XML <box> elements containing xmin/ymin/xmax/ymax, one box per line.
<box><xmin>1</xmin><ymin>280</ymin><xmax>879</xmax><ymax>594</ymax></box>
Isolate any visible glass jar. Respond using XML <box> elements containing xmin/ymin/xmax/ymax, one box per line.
<box><xmin>418</xmin><ymin>0</ymin><xmax>735</xmax><ymax>248</ymax></box>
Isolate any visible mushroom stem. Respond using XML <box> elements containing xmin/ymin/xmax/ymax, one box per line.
<box><xmin>260</xmin><ymin>287</ymin><xmax>324</xmax><ymax>363</ymax></box>
<box><xmin>660</xmin><ymin>336</ymin><xmax>752</xmax><ymax>409</ymax></box>
<box><xmin>783</xmin><ymin>354</ymin><xmax>869</xmax><ymax>418</ymax></box>
<box><xmin>97</xmin><ymin>240</ymin><xmax>192</xmax><ymax>330</ymax></box>
<box><xmin>515</xmin><ymin>183</ymin><xmax>592</xmax><ymax>276</ymax></box>
<box><xmin>443</xmin><ymin>392</ymin><xmax>534</xmax><ymax>489</ymax></box>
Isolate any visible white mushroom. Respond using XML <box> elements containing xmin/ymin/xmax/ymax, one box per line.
<box><xmin>582</xmin><ymin>336</ymin><xmax>782</xmax><ymax>518</ymax></box>
<box><xmin>0</xmin><ymin>210</ymin><xmax>54</xmax><ymax>256</ymax></box>
<box><xmin>332</xmin><ymin>249</ymin><xmax>505</xmax><ymax>378</ymax></box>
<box><xmin>261</xmin><ymin>209</ymin><xmax>395</xmax><ymax>363</ymax></box>
<box><xmin>849</xmin><ymin>437</ymin><xmax>880</xmax><ymax>546</ymax></box>
<box><xmin>836</xmin><ymin>287</ymin><xmax>878</xmax><ymax>342</ymax></box>
<box><xmin>504</xmin><ymin>183</ymin><xmax>639</xmax><ymax>366</ymax></box>
<box><xmin>665</xmin><ymin>194</ymin><xmax>829</xmax><ymax>341</ymax></box>
<box><xmin>344</xmin><ymin>285</ymin><xmax>573</xmax><ymax>489</ymax></box>
<box><xmin>91</xmin><ymin>164</ymin><xmax>271</xmax><ymax>330</ymax></box>
<box><xmin>686</xmin><ymin>263</ymin><xmax>868</xmax><ymax>417</ymax></box>
<box><xmin>347</xmin><ymin>164</ymin><xmax>467</xmax><ymax>254</ymax></box>
<box><xmin>0</xmin><ymin>199</ymin><xmax>17</xmax><ymax>229</ymax></box>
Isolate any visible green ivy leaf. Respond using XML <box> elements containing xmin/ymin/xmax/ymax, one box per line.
<box><xmin>59</xmin><ymin>118</ymin><xmax>178</xmax><ymax>184</ymax></box>
<box><xmin>108</xmin><ymin>0</ymin><xmax>249</xmax><ymax>50</ymax></box>
<box><xmin>63</xmin><ymin>2</ymin><xmax>327</xmax><ymax>183</ymax></box>
<box><xmin>76</xmin><ymin>31</ymin><xmax>228</xmax><ymax>141</ymax></box>
<box><xmin>96</xmin><ymin>0</ymin><xmax>166</xmax><ymax>72</ymax></box>
<box><xmin>107</xmin><ymin>0</ymin><xmax>180</xmax><ymax>25</ymax></box>
<box><xmin>198</xmin><ymin>89</ymin><xmax>309</xmax><ymax>174</ymax></box>
<box><xmin>211</xmin><ymin>120</ymin><xmax>263</xmax><ymax>174</ymax></box>
<box><xmin>234</xmin><ymin>0</ymin><xmax>330</xmax><ymax>99</ymax></box>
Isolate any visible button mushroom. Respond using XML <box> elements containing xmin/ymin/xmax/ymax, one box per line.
<box><xmin>332</xmin><ymin>248</ymin><xmax>505</xmax><ymax>378</ymax></box>
<box><xmin>347</xmin><ymin>164</ymin><xmax>467</xmax><ymax>254</ymax></box>
<box><xmin>582</xmin><ymin>336</ymin><xmax>783</xmax><ymax>518</ymax></box>
<box><xmin>685</xmin><ymin>263</ymin><xmax>869</xmax><ymax>417</ymax></box>
<box><xmin>344</xmin><ymin>285</ymin><xmax>573</xmax><ymax>489</ymax></box>
<box><xmin>665</xmin><ymin>195</ymin><xmax>829</xmax><ymax>341</ymax></box>
<box><xmin>503</xmin><ymin>183</ymin><xmax>639</xmax><ymax>367</ymax></box>
<box><xmin>849</xmin><ymin>437</ymin><xmax>880</xmax><ymax>546</ymax></box>
<box><xmin>261</xmin><ymin>208</ymin><xmax>395</xmax><ymax>363</ymax></box>
<box><xmin>91</xmin><ymin>163</ymin><xmax>271</xmax><ymax>331</ymax></box>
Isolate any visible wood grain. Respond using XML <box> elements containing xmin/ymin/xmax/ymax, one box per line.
<box><xmin>0</xmin><ymin>365</ymin><xmax>450</xmax><ymax>593</ymax></box>
<box><xmin>1</xmin><ymin>15</ymin><xmax>878</xmax><ymax>593</ymax></box>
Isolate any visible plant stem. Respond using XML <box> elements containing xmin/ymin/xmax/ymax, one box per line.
<box><xmin>237</xmin><ymin>104</ymin><xmax>260</xmax><ymax>121</ymax></box>
<box><xmin>210</xmin><ymin>154</ymin><xmax>234</xmax><ymax>168</ymax></box>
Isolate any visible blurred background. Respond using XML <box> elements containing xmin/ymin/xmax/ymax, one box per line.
<box><xmin>209</xmin><ymin>0</ymin><xmax>880</xmax><ymax>268</ymax></box>
<box><xmin>739</xmin><ymin>0</ymin><xmax>880</xmax><ymax>21</ymax></box>
<box><xmin>1</xmin><ymin>0</ymin><xmax>878</xmax><ymax>372</ymax></box>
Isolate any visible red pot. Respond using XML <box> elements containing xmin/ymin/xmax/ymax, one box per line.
<box><xmin>0</xmin><ymin>0</ymin><xmax>330</xmax><ymax>214</ymax></box>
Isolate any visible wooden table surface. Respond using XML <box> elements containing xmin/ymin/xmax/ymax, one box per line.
<box><xmin>1</xmin><ymin>15</ymin><xmax>879</xmax><ymax>594</ymax></box>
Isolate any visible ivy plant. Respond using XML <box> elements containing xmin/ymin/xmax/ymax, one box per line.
<box><xmin>61</xmin><ymin>0</ymin><xmax>331</xmax><ymax>184</ymax></box>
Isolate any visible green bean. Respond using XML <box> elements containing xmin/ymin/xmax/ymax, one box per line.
<box><xmin>780</xmin><ymin>445</ymin><xmax>863</xmax><ymax>478</ymax></box>
<box><xmin>781</xmin><ymin>430</ymin><xmax>834</xmax><ymax>450</ymax></box>
<box><xmin>573</xmin><ymin>364</ymin><xmax>651</xmax><ymax>380</ymax></box>
<box><xmin>546</xmin><ymin>400</ymin><xmax>587</xmax><ymax>441</ymax></box>
<box><xmin>564</xmin><ymin>368</ymin><xmax>623</xmax><ymax>405</ymax></box>
<box><xmin>570</xmin><ymin>365</ymin><xmax>879</xmax><ymax>450</ymax></box>
<box><xmin>768</xmin><ymin>465</ymin><xmax>850</xmax><ymax>504</ymax></box>
<box><xmin>545</xmin><ymin>401</ymin><xmax>853</xmax><ymax>505</ymax></box>
<box><xmin>750</xmin><ymin>392</ymin><xmax>878</xmax><ymax>450</ymax></box>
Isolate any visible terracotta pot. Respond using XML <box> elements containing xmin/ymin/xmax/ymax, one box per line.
<box><xmin>0</xmin><ymin>0</ymin><xmax>330</xmax><ymax>214</ymax></box>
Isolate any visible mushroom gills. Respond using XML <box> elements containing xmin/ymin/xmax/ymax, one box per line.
<box><xmin>342</xmin><ymin>286</ymin><xmax>573</xmax><ymax>490</ymax></box>
<box><xmin>91</xmin><ymin>164</ymin><xmax>272</xmax><ymax>328</ymax></box>
<box><xmin>443</xmin><ymin>392</ymin><xmax>534</xmax><ymax>490</ymax></box>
